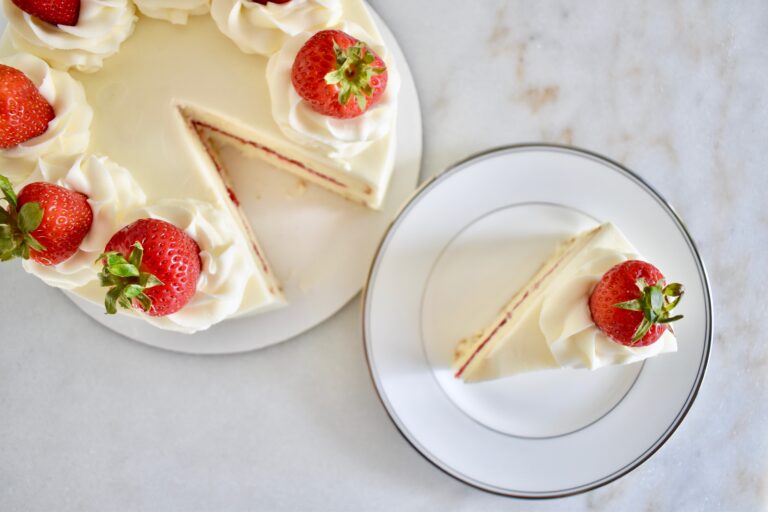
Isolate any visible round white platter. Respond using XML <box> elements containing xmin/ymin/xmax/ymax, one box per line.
<box><xmin>363</xmin><ymin>144</ymin><xmax>712</xmax><ymax>498</ymax></box>
<box><xmin>0</xmin><ymin>5</ymin><xmax>422</xmax><ymax>354</ymax></box>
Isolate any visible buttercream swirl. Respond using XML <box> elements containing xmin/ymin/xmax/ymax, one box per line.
<box><xmin>266</xmin><ymin>22</ymin><xmax>400</xmax><ymax>161</ymax></box>
<box><xmin>0</xmin><ymin>53</ymin><xmax>92</xmax><ymax>184</ymax></box>
<box><xmin>3</xmin><ymin>0</ymin><xmax>136</xmax><ymax>72</ymax></box>
<box><xmin>22</xmin><ymin>155</ymin><xmax>147</xmax><ymax>288</ymax></box>
<box><xmin>116</xmin><ymin>200</ymin><xmax>258</xmax><ymax>334</ymax></box>
<box><xmin>133</xmin><ymin>0</ymin><xmax>209</xmax><ymax>24</ymax></box>
<box><xmin>211</xmin><ymin>0</ymin><xmax>341</xmax><ymax>56</ymax></box>
<box><xmin>540</xmin><ymin>248</ymin><xmax>678</xmax><ymax>370</ymax></box>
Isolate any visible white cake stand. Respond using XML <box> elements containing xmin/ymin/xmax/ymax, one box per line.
<box><xmin>0</xmin><ymin>6</ymin><xmax>422</xmax><ymax>354</ymax></box>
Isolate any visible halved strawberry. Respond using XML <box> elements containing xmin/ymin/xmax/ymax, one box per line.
<box><xmin>589</xmin><ymin>260</ymin><xmax>684</xmax><ymax>346</ymax></box>
<box><xmin>291</xmin><ymin>29</ymin><xmax>388</xmax><ymax>119</ymax></box>
<box><xmin>0</xmin><ymin>64</ymin><xmax>55</xmax><ymax>149</ymax></box>
<box><xmin>11</xmin><ymin>0</ymin><xmax>80</xmax><ymax>26</ymax></box>
<box><xmin>0</xmin><ymin>174</ymin><xmax>92</xmax><ymax>265</ymax></box>
<box><xmin>98</xmin><ymin>219</ymin><xmax>201</xmax><ymax>317</ymax></box>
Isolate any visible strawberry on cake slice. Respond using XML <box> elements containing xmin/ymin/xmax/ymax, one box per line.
<box><xmin>2</xmin><ymin>0</ymin><xmax>136</xmax><ymax>73</ymax></box>
<box><xmin>0</xmin><ymin>54</ymin><xmax>92</xmax><ymax>182</ymax></box>
<box><xmin>265</xmin><ymin>20</ymin><xmax>399</xmax><ymax>208</ymax></box>
<box><xmin>0</xmin><ymin>172</ymin><xmax>92</xmax><ymax>264</ymax></box>
<box><xmin>453</xmin><ymin>223</ymin><xmax>684</xmax><ymax>383</ymax></box>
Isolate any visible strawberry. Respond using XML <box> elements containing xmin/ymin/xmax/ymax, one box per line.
<box><xmin>291</xmin><ymin>29</ymin><xmax>388</xmax><ymax>119</ymax></box>
<box><xmin>98</xmin><ymin>219</ymin><xmax>201</xmax><ymax>317</ymax></box>
<box><xmin>11</xmin><ymin>0</ymin><xmax>80</xmax><ymax>26</ymax></box>
<box><xmin>0</xmin><ymin>64</ymin><xmax>55</xmax><ymax>149</ymax></box>
<box><xmin>252</xmin><ymin>0</ymin><xmax>291</xmax><ymax>4</ymax></box>
<box><xmin>589</xmin><ymin>260</ymin><xmax>684</xmax><ymax>346</ymax></box>
<box><xmin>0</xmin><ymin>174</ymin><xmax>92</xmax><ymax>265</ymax></box>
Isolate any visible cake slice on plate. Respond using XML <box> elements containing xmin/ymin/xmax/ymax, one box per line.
<box><xmin>453</xmin><ymin>222</ymin><xmax>683</xmax><ymax>383</ymax></box>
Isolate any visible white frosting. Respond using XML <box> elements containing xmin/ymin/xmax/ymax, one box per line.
<box><xmin>0</xmin><ymin>53</ymin><xmax>92</xmax><ymax>183</ymax></box>
<box><xmin>211</xmin><ymin>0</ymin><xmax>341</xmax><ymax>56</ymax></box>
<box><xmin>118</xmin><ymin>200</ymin><xmax>260</xmax><ymax>334</ymax></box>
<box><xmin>133</xmin><ymin>0</ymin><xmax>209</xmax><ymax>25</ymax></box>
<box><xmin>266</xmin><ymin>22</ymin><xmax>400</xmax><ymax>161</ymax></box>
<box><xmin>3</xmin><ymin>0</ymin><xmax>137</xmax><ymax>72</ymax></box>
<box><xmin>22</xmin><ymin>155</ymin><xmax>147</xmax><ymax>288</ymax></box>
<box><xmin>540</xmin><ymin>247</ymin><xmax>678</xmax><ymax>370</ymax></box>
<box><xmin>457</xmin><ymin>223</ymin><xmax>679</xmax><ymax>382</ymax></box>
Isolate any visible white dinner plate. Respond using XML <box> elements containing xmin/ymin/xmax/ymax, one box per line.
<box><xmin>0</xmin><ymin>5</ymin><xmax>422</xmax><ymax>354</ymax></box>
<box><xmin>363</xmin><ymin>144</ymin><xmax>712</xmax><ymax>498</ymax></box>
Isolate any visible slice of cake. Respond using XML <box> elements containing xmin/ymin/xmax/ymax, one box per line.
<box><xmin>454</xmin><ymin>223</ymin><xmax>681</xmax><ymax>383</ymax></box>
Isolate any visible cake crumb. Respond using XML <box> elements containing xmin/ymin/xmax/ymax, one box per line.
<box><xmin>287</xmin><ymin>178</ymin><xmax>308</xmax><ymax>198</ymax></box>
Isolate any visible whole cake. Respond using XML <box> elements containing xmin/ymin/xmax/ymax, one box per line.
<box><xmin>453</xmin><ymin>223</ymin><xmax>684</xmax><ymax>382</ymax></box>
<box><xmin>0</xmin><ymin>0</ymin><xmax>400</xmax><ymax>333</ymax></box>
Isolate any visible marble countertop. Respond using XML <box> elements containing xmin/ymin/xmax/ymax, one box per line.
<box><xmin>1</xmin><ymin>0</ymin><xmax>766</xmax><ymax>510</ymax></box>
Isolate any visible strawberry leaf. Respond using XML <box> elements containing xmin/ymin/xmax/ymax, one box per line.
<box><xmin>0</xmin><ymin>235</ymin><xmax>13</xmax><ymax>255</ymax></box>
<box><xmin>105</xmin><ymin>252</ymin><xmax>126</xmax><ymax>267</ymax></box>
<box><xmin>324</xmin><ymin>70</ymin><xmax>343</xmax><ymax>85</ymax></box>
<box><xmin>123</xmin><ymin>284</ymin><xmax>144</xmax><ymax>299</ymax></box>
<box><xmin>0</xmin><ymin>175</ymin><xmax>17</xmax><ymax>210</ymax></box>
<box><xmin>140</xmin><ymin>273</ymin><xmax>163</xmax><ymax>289</ymax></box>
<box><xmin>105</xmin><ymin>286</ymin><xmax>122</xmax><ymax>315</ymax></box>
<box><xmin>617</xmin><ymin>276</ymin><xmax>685</xmax><ymax>343</ymax></box>
<box><xmin>324</xmin><ymin>39</ymin><xmax>386</xmax><ymax>110</ymax></box>
<box><xmin>18</xmin><ymin>202</ymin><xmax>43</xmax><ymax>234</ymax></box>
<box><xmin>129</xmin><ymin>242</ymin><xmax>143</xmax><ymax>268</ymax></box>
<box><xmin>631</xmin><ymin>317</ymin><xmax>654</xmax><ymax>343</ymax></box>
<box><xmin>664</xmin><ymin>283</ymin><xmax>684</xmax><ymax>296</ymax></box>
<box><xmin>118</xmin><ymin>295</ymin><xmax>132</xmax><ymax>310</ymax></box>
<box><xmin>135</xmin><ymin>293</ymin><xmax>152</xmax><ymax>312</ymax></box>
<box><xmin>659</xmin><ymin>314</ymin><xmax>684</xmax><ymax>324</ymax></box>
<box><xmin>613</xmin><ymin>299</ymin><xmax>642</xmax><ymax>311</ymax></box>
<box><xmin>23</xmin><ymin>234</ymin><xmax>45</xmax><ymax>252</ymax></box>
<box><xmin>109</xmin><ymin>263</ymin><xmax>140</xmax><ymax>278</ymax></box>
<box><xmin>99</xmin><ymin>242</ymin><xmax>160</xmax><ymax>316</ymax></box>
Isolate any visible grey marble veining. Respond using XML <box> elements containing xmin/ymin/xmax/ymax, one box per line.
<box><xmin>1</xmin><ymin>1</ymin><xmax>766</xmax><ymax>510</ymax></box>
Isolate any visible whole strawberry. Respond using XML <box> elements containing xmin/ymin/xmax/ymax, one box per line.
<box><xmin>589</xmin><ymin>260</ymin><xmax>684</xmax><ymax>346</ymax></box>
<box><xmin>0</xmin><ymin>64</ymin><xmax>55</xmax><ymax>149</ymax></box>
<box><xmin>11</xmin><ymin>0</ymin><xmax>80</xmax><ymax>26</ymax></box>
<box><xmin>291</xmin><ymin>29</ymin><xmax>388</xmax><ymax>119</ymax></box>
<box><xmin>98</xmin><ymin>219</ymin><xmax>201</xmax><ymax>317</ymax></box>
<box><xmin>0</xmin><ymin>174</ymin><xmax>92</xmax><ymax>265</ymax></box>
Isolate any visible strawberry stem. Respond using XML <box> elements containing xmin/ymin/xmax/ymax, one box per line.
<box><xmin>0</xmin><ymin>174</ymin><xmax>46</xmax><ymax>261</ymax></box>
<box><xmin>614</xmin><ymin>278</ymin><xmax>685</xmax><ymax>344</ymax></box>
<box><xmin>98</xmin><ymin>242</ymin><xmax>163</xmax><ymax>315</ymax></box>
<box><xmin>324</xmin><ymin>39</ymin><xmax>386</xmax><ymax>111</ymax></box>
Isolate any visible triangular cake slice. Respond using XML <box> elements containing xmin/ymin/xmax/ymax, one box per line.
<box><xmin>453</xmin><ymin>222</ymin><xmax>676</xmax><ymax>382</ymax></box>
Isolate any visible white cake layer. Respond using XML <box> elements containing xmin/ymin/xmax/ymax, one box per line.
<box><xmin>455</xmin><ymin>223</ymin><xmax>678</xmax><ymax>382</ymax></box>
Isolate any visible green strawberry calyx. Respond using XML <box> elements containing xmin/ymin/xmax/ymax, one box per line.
<box><xmin>97</xmin><ymin>242</ymin><xmax>163</xmax><ymax>315</ymax></box>
<box><xmin>0</xmin><ymin>174</ymin><xmax>46</xmax><ymax>261</ymax></box>
<box><xmin>324</xmin><ymin>39</ymin><xmax>386</xmax><ymax>111</ymax></box>
<box><xmin>614</xmin><ymin>278</ymin><xmax>685</xmax><ymax>343</ymax></box>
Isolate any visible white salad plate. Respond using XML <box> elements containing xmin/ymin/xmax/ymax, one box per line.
<box><xmin>0</xmin><ymin>5</ymin><xmax>422</xmax><ymax>354</ymax></box>
<box><xmin>363</xmin><ymin>144</ymin><xmax>712</xmax><ymax>498</ymax></box>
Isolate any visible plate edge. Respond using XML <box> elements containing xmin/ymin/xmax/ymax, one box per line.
<box><xmin>360</xmin><ymin>142</ymin><xmax>714</xmax><ymax>499</ymax></box>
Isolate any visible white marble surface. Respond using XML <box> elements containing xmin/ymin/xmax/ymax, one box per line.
<box><xmin>1</xmin><ymin>0</ymin><xmax>766</xmax><ymax>510</ymax></box>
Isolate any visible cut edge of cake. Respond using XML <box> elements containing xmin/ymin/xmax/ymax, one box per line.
<box><xmin>453</xmin><ymin>223</ymin><xmax>607</xmax><ymax>382</ymax></box>
<box><xmin>178</xmin><ymin>103</ymin><xmax>394</xmax><ymax>210</ymax></box>
<box><xmin>176</xmin><ymin>105</ymin><xmax>287</xmax><ymax>317</ymax></box>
